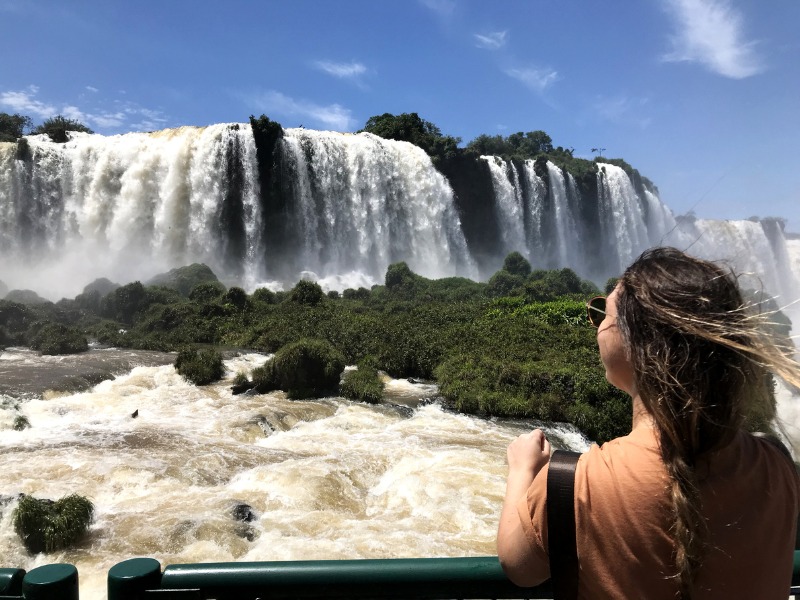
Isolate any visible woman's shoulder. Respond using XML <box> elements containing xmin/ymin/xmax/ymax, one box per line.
<box><xmin>578</xmin><ymin>425</ymin><xmax>666</xmax><ymax>488</ymax></box>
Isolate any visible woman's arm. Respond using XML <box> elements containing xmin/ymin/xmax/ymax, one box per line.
<box><xmin>497</xmin><ymin>429</ymin><xmax>552</xmax><ymax>587</ymax></box>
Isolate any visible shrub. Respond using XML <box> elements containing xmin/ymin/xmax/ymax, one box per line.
<box><xmin>174</xmin><ymin>347</ymin><xmax>225</xmax><ymax>385</ymax></box>
<box><xmin>101</xmin><ymin>282</ymin><xmax>147</xmax><ymax>324</ymax></box>
<box><xmin>502</xmin><ymin>251</ymin><xmax>532</xmax><ymax>277</ymax></box>
<box><xmin>487</xmin><ymin>270</ymin><xmax>525</xmax><ymax>297</ymax></box>
<box><xmin>231</xmin><ymin>370</ymin><xmax>255</xmax><ymax>395</ymax></box>
<box><xmin>189</xmin><ymin>282</ymin><xmax>226</xmax><ymax>303</ymax></box>
<box><xmin>291</xmin><ymin>280</ymin><xmax>324</xmax><ymax>306</ymax></box>
<box><xmin>29</xmin><ymin>322</ymin><xmax>88</xmax><ymax>355</ymax></box>
<box><xmin>251</xmin><ymin>287</ymin><xmax>277</xmax><ymax>304</ymax></box>
<box><xmin>224</xmin><ymin>287</ymin><xmax>248</xmax><ymax>310</ymax></box>
<box><xmin>13</xmin><ymin>494</ymin><xmax>94</xmax><ymax>553</ymax></box>
<box><xmin>31</xmin><ymin>115</ymin><xmax>93</xmax><ymax>143</ymax></box>
<box><xmin>251</xmin><ymin>359</ymin><xmax>279</xmax><ymax>393</ymax></box>
<box><xmin>341</xmin><ymin>366</ymin><xmax>384</xmax><ymax>403</ymax></box>
<box><xmin>272</xmin><ymin>339</ymin><xmax>345</xmax><ymax>399</ymax></box>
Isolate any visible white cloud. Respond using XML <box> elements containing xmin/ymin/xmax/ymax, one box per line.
<box><xmin>474</xmin><ymin>31</ymin><xmax>508</xmax><ymax>50</ymax></box>
<box><xmin>505</xmin><ymin>66</ymin><xmax>559</xmax><ymax>93</ymax></box>
<box><xmin>313</xmin><ymin>60</ymin><xmax>367</xmax><ymax>79</ymax></box>
<box><xmin>86</xmin><ymin>86</ymin><xmax>99</xmax><ymax>93</ymax></box>
<box><xmin>248</xmin><ymin>90</ymin><xmax>355</xmax><ymax>131</ymax></box>
<box><xmin>91</xmin><ymin>111</ymin><xmax>127</xmax><ymax>129</ymax></box>
<box><xmin>62</xmin><ymin>105</ymin><xmax>88</xmax><ymax>122</ymax></box>
<box><xmin>0</xmin><ymin>86</ymin><xmax>56</xmax><ymax>118</ymax></box>
<box><xmin>0</xmin><ymin>86</ymin><xmax>168</xmax><ymax>133</ymax></box>
<box><xmin>661</xmin><ymin>0</ymin><xmax>764</xmax><ymax>79</ymax></box>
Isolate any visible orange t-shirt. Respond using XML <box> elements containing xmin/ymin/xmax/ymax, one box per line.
<box><xmin>517</xmin><ymin>424</ymin><xmax>800</xmax><ymax>599</ymax></box>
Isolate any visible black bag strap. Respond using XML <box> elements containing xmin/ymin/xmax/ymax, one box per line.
<box><xmin>547</xmin><ymin>449</ymin><xmax>581</xmax><ymax>600</ymax></box>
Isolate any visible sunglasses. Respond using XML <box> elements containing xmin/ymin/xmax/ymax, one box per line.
<box><xmin>587</xmin><ymin>296</ymin><xmax>607</xmax><ymax>327</ymax></box>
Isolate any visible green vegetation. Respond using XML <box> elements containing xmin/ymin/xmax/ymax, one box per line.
<box><xmin>13</xmin><ymin>494</ymin><xmax>94</xmax><ymax>554</ymax></box>
<box><xmin>0</xmin><ymin>256</ymin><xmax>636</xmax><ymax>441</ymax></box>
<box><xmin>147</xmin><ymin>263</ymin><xmax>221</xmax><ymax>297</ymax></box>
<box><xmin>12</xmin><ymin>254</ymin><xmax>784</xmax><ymax>444</ymax></box>
<box><xmin>290</xmin><ymin>280</ymin><xmax>325</xmax><ymax>306</ymax></box>
<box><xmin>466</xmin><ymin>130</ymin><xmax>556</xmax><ymax>159</ymax></box>
<box><xmin>28</xmin><ymin>322</ymin><xmax>89</xmax><ymax>355</ymax></box>
<box><xmin>361</xmin><ymin>112</ymin><xmax>461</xmax><ymax>164</ymax></box>
<box><xmin>0</xmin><ymin>112</ymin><xmax>32</xmax><ymax>142</ymax></box>
<box><xmin>271</xmin><ymin>339</ymin><xmax>346</xmax><ymax>399</ymax></box>
<box><xmin>341</xmin><ymin>364</ymin><xmax>385</xmax><ymax>404</ymax></box>
<box><xmin>174</xmin><ymin>347</ymin><xmax>226</xmax><ymax>385</ymax></box>
<box><xmin>30</xmin><ymin>115</ymin><xmax>93</xmax><ymax>143</ymax></box>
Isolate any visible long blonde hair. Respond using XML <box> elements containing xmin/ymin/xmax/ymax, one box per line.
<box><xmin>617</xmin><ymin>247</ymin><xmax>799</xmax><ymax>598</ymax></box>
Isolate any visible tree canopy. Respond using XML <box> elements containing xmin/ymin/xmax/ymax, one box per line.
<box><xmin>466</xmin><ymin>130</ymin><xmax>557</xmax><ymax>159</ymax></box>
<box><xmin>361</xmin><ymin>112</ymin><xmax>461</xmax><ymax>163</ymax></box>
<box><xmin>0</xmin><ymin>113</ymin><xmax>33</xmax><ymax>142</ymax></box>
<box><xmin>31</xmin><ymin>115</ymin><xmax>93</xmax><ymax>143</ymax></box>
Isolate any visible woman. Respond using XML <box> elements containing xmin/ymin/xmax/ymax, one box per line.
<box><xmin>497</xmin><ymin>247</ymin><xmax>800</xmax><ymax>599</ymax></box>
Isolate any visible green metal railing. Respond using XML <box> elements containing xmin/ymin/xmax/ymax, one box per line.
<box><xmin>107</xmin><ymin>556</ymin><xmax>549</xmax><ymax>599</ymax></box>
<box><xmin>1</xmin><ymin>553</ymin><xmax>799</xmax><ymax>599</ymax></box>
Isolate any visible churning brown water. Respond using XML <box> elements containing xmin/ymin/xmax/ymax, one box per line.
<box><xmin>0</xmin><ymin>348</ymin><xmax>590</xmax><ymax>599</ymax></box>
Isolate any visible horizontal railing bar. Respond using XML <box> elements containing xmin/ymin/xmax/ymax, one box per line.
<box><xmin>159</xmin><ymin>556</ymin><xmax>551</xmax><ymax>599</ymax></box>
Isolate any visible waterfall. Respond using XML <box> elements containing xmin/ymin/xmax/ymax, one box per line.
<box><xmin>596</xmin><ymin>163</ymin><xmax>651</xmax><ymax>275</ymax></box>
<box><xmin>1</xmin><ymin>124</ymin><xmax>798</xmax><ymax>305</ymax></box>
<box><xmin>479</xmin><ymin>156</ymin><xmax>526</xmax><ymax>256</ymax></box>
<box><xmin>546</xmin><ymin>161</ymin><xmax>583</xmax><ymax>270</ymax></box>
<box><xmin>274</xmin><ymin>130</ymin><xmax>477</xmax><ymax>289</ymax></box>
<box><xmin>520</xmin><ymin>160</ymin><xmax>547</xmax><ymax>264</ymax></box>
<box><xmin>0</xmin><ymin>125</ymin><xmax>262</xmax><ymax>298</ymax></box>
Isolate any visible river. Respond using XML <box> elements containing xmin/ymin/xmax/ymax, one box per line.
<box><xmin>0</xmin><ymin>347</ymin><xmax>590</xmax><ymax>599</ymax></box>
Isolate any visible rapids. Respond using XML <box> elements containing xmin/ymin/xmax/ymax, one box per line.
<box><xmin>0</xmin><ymin>349</ymin><xmax>589</xmax><ymax>600</ymax></box>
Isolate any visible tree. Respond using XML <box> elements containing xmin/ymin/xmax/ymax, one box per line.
<box><xmin>0</xmin><ymin>113</ymin><xmax>33</xmax><ymax>142</ymax></box>
<box><xmin>465</xmin><ymin>130</ymin><xmax>553</xmax><ymax>159</ymax></box>
<box><xmin>465</xmin><ymin>134</ymin><xmax>508</xmax><ymax>156</ymax></box>
<box><xmin>361</xmin><ymin>112</ymin><xmax>460</xmax><ymax>162</ymax></box>
<box><xmin>31</xmin><ymin>115</ymin><xmax>93</xmax><ymax>143</ymax></box>
<box><xmin>290</xmin><ymin>279</ymin><xmax>324</xmax><ymax>306</ymax></box>
<box><xmin>502</xmin><ymin>251</ymin><xmax>532</xmax><ymax>278</ymax></box>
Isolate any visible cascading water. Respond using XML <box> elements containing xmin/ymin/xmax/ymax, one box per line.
<box><xmin>480</xmin><ymin>156</ymin><xmax>800</xmax><ymax>302</ymax></box>
<box><xmin>480</xmin><ymin>156</ymin><xmax>526</xmax><ymax>256</ymax></box>
<box><xmin>546</xmin><ymin>161</ymin><xmax>582</xmax><ymax>270</ymax></box>
<box><xmin>0</xmin><ymin>125</ymin><xmax>263</xmax><ymax>298</ymax></box>
<box><xmin>276</xmin><ymin>130</ymin><xmax>477</xmax><ymax>290</ymax></box>
<box><xmin>1</xmin><ymin>125</ymin><xmax>798</xmax><ymax>302</ymax></box>
<box><xmin>596</xmin><ymin>163</ymin><xmax>652</xmax><ymax>275</ymax></box>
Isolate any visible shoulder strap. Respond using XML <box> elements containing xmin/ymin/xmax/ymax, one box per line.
<box><xmin>547</xmin><ymin>449</ymin><xmax>581</xmax><ymax>600</ymax></box>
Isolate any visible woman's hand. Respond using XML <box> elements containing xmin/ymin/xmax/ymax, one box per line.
<box><xmin>507</xmin><ymin>429</ymin><xmax>551</xmax><ymax>478</ymax></box>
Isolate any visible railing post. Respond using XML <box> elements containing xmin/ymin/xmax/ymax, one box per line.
<box><xmin>108</xmin><ymin>558</ymin><xmax>162</xmax><ymax>600</ymax></box>
<box><xmin>0</xmin><ymin>568</ymin><xmax>25</xmax><ymax>596</ymax></box>
<box><xmin>21</xmin><ymin>564</ymin><xmax>79</xmax><ymax>600</ymax></box>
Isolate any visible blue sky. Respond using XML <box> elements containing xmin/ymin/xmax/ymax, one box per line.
<box><xmin>2</xmin><ymin>0</ymin><xmax>798</xmax><ymax>230</ymax></box>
